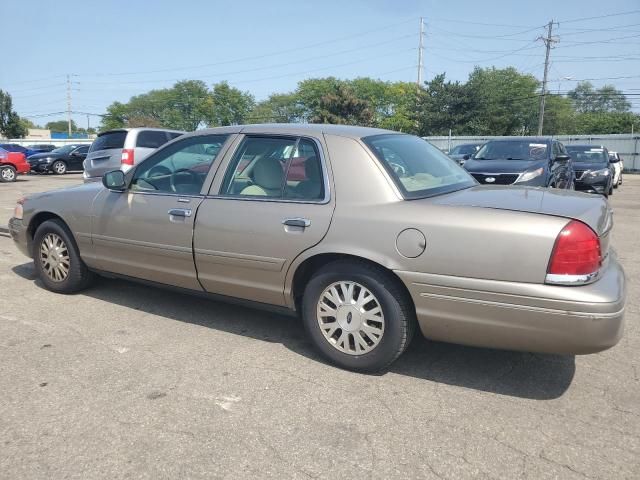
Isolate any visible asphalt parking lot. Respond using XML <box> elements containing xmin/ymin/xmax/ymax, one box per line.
<box><xmin>0</xmin><ymin>173</ymin><xmax>638</xmax><ymax>479</ymax></box>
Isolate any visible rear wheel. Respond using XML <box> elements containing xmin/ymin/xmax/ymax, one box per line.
<box><xmin>301</xmin><ymin>260</ymin><xmax>416</xmax><ymax>372</ymax></box>
<box><xmin>33</xmin><ymin>219</ymin><xmax>94</xmax><ymax>293</ymax></box>
<box><xmin>52</xmin><ymin>160</ymin><xmax>67</xmax><ymax>175</ymax></box>
<box><xmin>0</xmin><ymin>165</ymin><xmax>16</xmax><ymax>182</ymax></box>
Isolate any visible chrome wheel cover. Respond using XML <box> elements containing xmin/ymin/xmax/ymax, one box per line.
<box><xmin>53</xmin><ymin>162</ymin><xmax>66</xmax><ymax>174</ymax></box>
<box><xmin>1</xmin><ymin>167</ymin><xmax>15</xmax><ymax>181</ymax></box>
<box><xmin>316</xmin><ymin>281</ymin><xmax>385</xmax><ymax>355</ymax></box>
<box><xmin>39</xmin><ymin>233</ymin><xmax>70</xmax><ymax>282</ymax></box>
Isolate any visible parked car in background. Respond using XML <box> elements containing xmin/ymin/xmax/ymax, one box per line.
<box><xmin>9</xmin><ymin>124</ymin><xmax>625</xmax><ymax>372</ymax></box>
<box><xmin>448</xmin><ymin>143</ymin><xmax>483</xmax><ymax>166</ymax></box>
<box><xmin>608</xmin><ymin>151</ymin><xmax>624</xmax><ymax>188</ymax></box>
<box><xmin>0</xmin><ymin>143</ymin><xmax>38</xmax><ymax>158</ymax></box>
<box><xmin>565</xmin><ymin>145</ymin><xmax>614</xmax><ymax>197</ymax></box>
<box><xmin>28</xmin><ymin>144</ymin><xmax>90</xmax><ymax>174</ymax></box>
<box><xmin>0</xmin><ymin>147</ymin><xmax>30</xmax><ymax>182</ymax></box>
<box><xmin>83</xmin><ymin>128</ymin><xmax>184</xmax><ymax>182</ymax></box>
<box><xmin>26</xmin><ymin>144</ymin><xmax>57</xmax><ymax>154</ymax></box>
<box><xmin>463</xmin><ymin>138</ymin><xmax>574</xmax><ymax>188</ymax></box>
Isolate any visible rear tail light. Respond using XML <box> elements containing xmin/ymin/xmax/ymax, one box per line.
<box><xmin>121</xmin><ymin>148</ymin><xmax>134</xmax><ymax>166</ymax></box>
<box><xmin>546</xmin><ymin>220</ymin><xmax>602</xmax><ymax>285</ymax></box>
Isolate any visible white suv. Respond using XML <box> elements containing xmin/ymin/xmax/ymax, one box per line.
<box><xmin>83</xmin><ymin>128</ymin><xmax>184</xmax><ymax>181</ymax></box>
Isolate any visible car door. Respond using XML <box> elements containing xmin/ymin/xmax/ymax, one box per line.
<box><xmin>193</xmin><ymin>134</ymin><xmax>335</xmax><ymax>306</ymax></box>
<box><xmin>69</xmin><ymin>145</ymin><xmax>89</xmax><ymax>170</ymax></box>
<box><xmin>90</xmin><ymin>134</ymin><xmax>233</xmax><ymax>290</ymax></box>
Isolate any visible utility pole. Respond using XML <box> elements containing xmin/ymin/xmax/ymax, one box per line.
<box><xmin>537</xmin><ymin>21</ymin><xmax>558</xmax><ymax>135</ymax></box>
<box><xmin>66</xmin><ymin>74</ymin><xmax>72</xmax><ymax>138</ymax></box>
<box><xmin>417</xmin><ymin>17</ymin><xmax>424</xmax><ymax>87</ymax></box>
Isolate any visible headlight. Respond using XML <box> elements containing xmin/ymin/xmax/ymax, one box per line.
<box><xmin>516</xmin><ymin>167</ymin><xmax>544</xmax><ymax>183</ymax></box>
<box><xmin>13</xmin><ymin>197</ymin><xmax>25</xmax><ymax>220</ymax></box>
<box><xmin>45</xmin><ymin>157</ymin><xmax>53</xmax><ymax>163</ymax></box>
<box><xmin>587</xmin><ymin>168</ymin><xmax>610</xmax><ymax>177</ymax></box>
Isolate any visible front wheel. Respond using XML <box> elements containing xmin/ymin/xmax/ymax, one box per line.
<box><xmin>33</xmin><ymin>219</ymin><xmax>94</xmax><ymax>293</ymax></box>
<box><xmin>301</xmin><ymin>260</ymin><xmax>416</xmax><ymax>372</ymax></box>
<box><xmin>52</xmin><ymin>160</ymin><xmax>67</xmax><ymax>175</ymax></box>
<box><xmin>0</xmin><ymin>165</ymin><xmax>17</xmax><ymax>182</ymax></box>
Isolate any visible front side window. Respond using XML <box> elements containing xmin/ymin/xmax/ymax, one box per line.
<box><xmin>131</xmin><ymin>134</ymin><xmax>228</xmax><ymax>195</ymax></box>
<box><xmin>363</xmin><ymin>134</ymin><xmax>475</xmax><ymax>199</ymax></box>
<box><xmin>221</xmin><ymin>136</ymin><xmax>325</xmax><ymax>201</ymax></box>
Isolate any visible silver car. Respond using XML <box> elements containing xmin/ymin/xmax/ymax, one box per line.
<box><xmin>83</xmin><ymin>127</ymin><xmax>184</xmax><ymax>181</ymax></box>
<box><xmin>9</xmin><ymin>124</ymin><xmax>626</xmax><ymax>372</ymax></box>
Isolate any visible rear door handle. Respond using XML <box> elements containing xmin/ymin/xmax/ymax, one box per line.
<box><xmin>283</xmin><ymin>218</ymin><xmax>311</xmax><ymax>228</ymax></box>
<box><xmin>168</xmin><ymin>208</ymin><xmax>192</xmax><ymax>218</ymax></box>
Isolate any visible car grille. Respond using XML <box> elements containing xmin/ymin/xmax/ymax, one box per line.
<box><xmin>471</xmin><ymin>173</ymin><xmax>519</xmax><ymax>185</ymax></box>
<box><xmin>574</xmin><ymin>169</ymin><xmax>586</xmax><ymax>180</ymax></box>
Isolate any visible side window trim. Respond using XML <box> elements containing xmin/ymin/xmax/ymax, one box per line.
<box><xmin>208</xmin><ymin>133</ymin><xmax>331</xmax><ymax>204</ymax></box>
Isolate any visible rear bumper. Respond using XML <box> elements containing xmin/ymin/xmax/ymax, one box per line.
<box><xmin>396</xmin><ymin>255</ymin><xmax>626</xmax><ymax>355</ymax></box>
<box><xmin>29</xmin><ymin>163</ymin><xmax>51</xmax><ymax>172</ymax></box>
<box><xmin>8</xmin><ymin>217</ymin><xmax>31</xmax><ymax>258</ymax></box>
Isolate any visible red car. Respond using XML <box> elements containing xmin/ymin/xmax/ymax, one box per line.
<box><xmin>0</xmin><ymin>149</ymin><xmax>30</xmax><ymax>182</ymax></box>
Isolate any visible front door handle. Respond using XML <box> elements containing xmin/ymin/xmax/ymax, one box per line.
<box><xmin>283</xmin><ymin>218</ymin><xmax>311</xmax><ymax>228</ymax></box>
<box><xmin>168</xmin><ymin>208</ymin><xmax>192</xmax><ymax>218</ymax></box>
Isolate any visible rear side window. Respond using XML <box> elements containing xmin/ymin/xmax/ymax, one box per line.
<box><xmin>167</xmin><ymin>132</ymin><xmax>183</xmax><ymax>141</ymax></box>
<box><xmin>136</xmin><ymin>130</ymin><xmax>170</xmax><ymax>148</ymax></box>
<box><xmin>90</xmin><ymin>131</ymin><xmax>127</xmax><ymax>152</ymax></box>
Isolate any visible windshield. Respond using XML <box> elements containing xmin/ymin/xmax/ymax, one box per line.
<box><xmin>474</xmin><ymin>140</ymin><xmax>549</xmax><ymax>161</ymax></box>
<box><xmin>566</xmin><ymin>146</ymin><xmax>608</xmax><ymax>163</ymax></box>
<box><xmin>363</xmin><ymin>134</ymin><xmax>476</xmax><ymax>199</ymax></box>
<box><xmin>51</xmin><ymin>145</ymin><xmax>77</xmax><ymax>154</ymax></box>
<box><xmin>450</xmin><ymin>144</ymin><xmax>479</xmax><ymax>155</ymax></box>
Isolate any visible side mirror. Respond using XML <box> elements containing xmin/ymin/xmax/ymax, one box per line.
<box><xmin>463</xmin><ymin>154</ymin><xmax>471</xmax><ymax>160</ymax></box>
<box><xmin>609</xmin><ymin>156</ymin><xmax>619</xmax><ymax>163</ymax></box>
<box><xmin>102</xmin><ymin>170</ymin><xmax>127</xmax><ymax>191</ymax></box>
<box><xmin>554</xmin><ymin>154</ymin><xmax>571</xmax><ymax>162</ymax></box>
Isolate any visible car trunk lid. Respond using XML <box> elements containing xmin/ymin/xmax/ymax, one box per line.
<box><xmin>430</xmin><ymin>185</ymin><xmax>613</xmax><ymax>237</ymax></box>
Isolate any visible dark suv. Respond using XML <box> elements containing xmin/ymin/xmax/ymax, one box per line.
<box><xmin>463</xmin><ymin>138</ymin><xmax>574</xmax><ymax>188</ymax></box>
<box><xmin>565</xmin><ymin>145</ymin><xmax>613</xmax><ymax>197</ymax></box>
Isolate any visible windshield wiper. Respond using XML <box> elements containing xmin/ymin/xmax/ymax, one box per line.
<box><xmin>506</xmin><ymin>157</ymin><xmax>524</xmax><ymax>160</ymax></box>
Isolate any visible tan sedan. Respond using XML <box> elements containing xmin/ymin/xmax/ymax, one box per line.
<box><xmin>9</xmin><ymin>124</ymin><xmax>626</xmax><ymax>372</ymax></box>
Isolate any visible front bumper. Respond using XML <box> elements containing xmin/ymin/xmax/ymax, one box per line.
<box><xmin>29</xmin><ymin>162</ymin><xmax>52</xmax><ymax>172</ymax></box>
<box><xmin>396</xmin><ymin>255</ymin><xmax>626</xmax><ymax>355</ymax></box>
<box><xmin>575</xmin><ymin>175</ymin><xmax>610</xmax><ymax>194</ymax></box>
<box><xmin>8</xmin><ymin>217</ymin><xmax>31</xmax><ymax>258</ymax></box>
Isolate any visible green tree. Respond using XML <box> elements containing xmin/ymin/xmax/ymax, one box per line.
<box><xmin>311</xmin><ymin>83</ymin><xmax>374</xmax><ymax>125</ymax></box>
<box><xmin>465</xmin><ymin>67</ymin><xmax>539</xmax><ymax>135</ymax></box>
<box><xmin>45</xmin><ymin>119</ymin><xmax>78</xmax><ymax>133</ymax></box>
<box><xmin>542</xmin><ymin>95</ymin><xmax>576</xmax><ymax>135</ymax></box>
<box><xmin>567</xmin><ymin>82</ymin><xmax>631</xmax><ymax>113</ymax></box>
<box><xmin>416</xmin><ymin>74</ymin><xmax>474</xmax><ymax>136</ymax></box>
<box><xmin>0</xmin><ymin>90</ymin><xmax>27</xmax><ymax>138</ymax></box>
<box><xmin>350</xmin><ymin>78</ymin><xmax>418</xmax><ymax>132</ymax></box>
<box><xmin>209</xmin><ymin>82</ymin><xmax>255</xmax><ymax>126</ymax></box>
<box><xmin>573</xmin><ymin>111</ymin><xmax>638</xmax><ymax>134</ymax></box>
<box><xmin>249</xmin><ymin>93</ymin><xmax>303</xmax><ymax>123</ymax></box>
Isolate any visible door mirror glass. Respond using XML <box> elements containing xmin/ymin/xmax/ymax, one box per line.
<box><xmin>462</xmin><ymin>154</ymin><xmax>470</xmax><ymax>160</ymax></box>
<box><xmin>609</xmin><ymin>156</ymin><xmax>619</xmax><ymax>163</ymax></box>
<box><xmin>103</xmin><ymin>170</ymin><xmax>127</xmax><ymax>191</ymax></box>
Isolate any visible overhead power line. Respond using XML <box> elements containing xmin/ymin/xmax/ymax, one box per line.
<box><xmin>557</xmin><ymin>10</ymin><xmax>640</xmax><ymax>24</ymax></box>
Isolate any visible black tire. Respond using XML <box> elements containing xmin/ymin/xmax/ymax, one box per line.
<box><xmin>33</xmin><ymin>219</ymin><xmax>94</xmax><ymax>294</ymax></box>
<box><xmin>301</xmin><ymin>260</ymin><xmax>416</xmax><ymax>372</ymax></box>
<box><xmin>0</xmin><ymin>165</ymin><xmax>17</xmax><ymax>182</ymax></box>
<box><xmin>51</xmin><ymin>160</ymin><xmax>67</xmax><ymax>175</ymax></box>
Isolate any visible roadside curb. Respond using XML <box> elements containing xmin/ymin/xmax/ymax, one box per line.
<box><xmin>0</xmin><ymin>226</ymin><xmax>9</xmax><ymax>234</ymax></box>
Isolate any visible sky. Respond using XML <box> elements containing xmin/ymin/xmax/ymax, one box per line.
<box><xmin>1</xmin><ymin>0</ymin><xmax>639</xmax><ymax>128</ymax></box>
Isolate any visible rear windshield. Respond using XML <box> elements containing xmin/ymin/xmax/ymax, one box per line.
<box><xmin>363</xmin><ymin>134</ymin><xmax>475</xmax><ymax>199</ymax></box>
<box><xmin>136</xmin><ymin>130</ymin><xmax>170</xmax><ymax>148</ymax></box>
<box><xmin>566</xmin><ymin>146</ymin><xmax>608</xmax><ymax>163</ymax></box>
<box><xmin>90</xmin><ymin>131</ymin><xmax>127</xmax><ymax>152</ymax></box>
<box><xmin>475</xmin><ymin>140</ymin><xmax>549</xmax><ymax>161</ymax></box>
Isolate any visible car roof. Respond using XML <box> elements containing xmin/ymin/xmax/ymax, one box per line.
<box><xmin>97</xmin><ymin>127</ymin><xmax>185</xmax><ymax>136</ymax></box>
<box><xmin>184</xmin><ymin>123</ymin><xmax>398</xmax><ymax>139</ymax></box>
<box><xmin>485</xmin><ymin>137</ymin><xmax>552</xmax><ymax>143</ymax></box>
